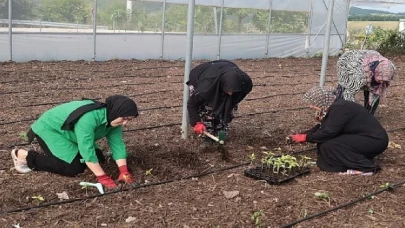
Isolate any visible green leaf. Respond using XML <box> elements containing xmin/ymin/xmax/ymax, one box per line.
<box><xmin>145</xmin><ymin>168</ymin><xmax>153</xmax><ymax>176</ymax></box>
<box><xmin>32</xmin><ymin>195</ymin><xmax>45</xmax><ymax>201</ymax></box>
<box><xmin>379</xmin><ymin>182</ymin><xmax>391</xmax><ymax>189</ymax></box>
<box><xmin>19</xmin><ymin>132</ymin><xmax>28</xmax><ymax>142</ymax></box>
<box><xmin>314</xmin><ymin>192</ymin><xmax>329</xmax><ymax>199</ymax></box>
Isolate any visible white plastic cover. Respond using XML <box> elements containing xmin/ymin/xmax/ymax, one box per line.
<box><xmin>0</xmin><ymin>0</ymin><xmax>402</xmax><ymax>62</ymax></box>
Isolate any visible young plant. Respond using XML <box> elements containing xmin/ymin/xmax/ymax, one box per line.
<box><xmin>314</xmin><ymin>191</ymin><xmax>330</xmax><ymax>205</ymax></box>
<box><xmin>281</xmin><ymin>155</ymin><xmax>299</xmax><ymax>173</ymax></box>
<box><xmin>298</xmin><ymin>155</ymin><xmax>312</xmax><ymax>167</ymax></box>
<box><xmin>145</xmin><ymin>168</ymin><xmax>153</xmax><ymax>176</ymax></box>
<box><xmin>272</xmin><ymin>158</ymin><xmax>284</xmax><ymax>174</ymax></box>
<box><xmin>379</xmin><ymin>182</ymin><xmax>392</xmax><ymax>189</ymax></box>
<box><xmin>19</xmin><ymin>131</ymin><xmax>28</xmax><ymax>142</ymax></box>
<box><xmin>251</xmin><ymin>209</ymin><xmax>263</xmax><ymax>228</ymax></box>
<box><xmin>31</xmin><ymin>195</ymin><xmax>45</xmax><ymax>201</ymax></box>
<box><xmin>248</xmin><ymin>153</ymin><xmax>256</xmax><ymax>162</ymax></box>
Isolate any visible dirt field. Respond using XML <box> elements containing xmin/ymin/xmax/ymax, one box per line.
<box><xmin>348</xmin><ymin>21</ymin><xmax>400</xmax><ymax>31</ymax></box>
<box><xmin>0</xmin><ymin>56</ymin><xmax>404</xmax><ymax>227</ymax></box>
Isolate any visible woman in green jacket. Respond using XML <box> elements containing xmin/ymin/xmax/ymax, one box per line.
<box><xmin>11</xmin><ymin>95</ymin><xmax>138</xmax><ymax>190</ymax></box>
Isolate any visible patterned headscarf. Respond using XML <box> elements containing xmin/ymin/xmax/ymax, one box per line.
<box><xmin>363</xmin><ymin>51</ymin><xmax>396</xmax><ymax>105</ymax></box>
<box><xmin>303</xmin><ymin>86</ymin><xmax>337</xmax><ymax>110</ymax></box>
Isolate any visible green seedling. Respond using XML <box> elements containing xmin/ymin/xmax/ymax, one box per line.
<box><xmin>314</xmin><ymin>191</ymin><xmax>331</xmax><ymax>205</ymax></box>
<box><xmin>361</xmin><ymin>193</ymin><xmax>375</xmax><ymax>200</ymax></box>
<box><xmin>298</xmin><ymin>155</ymin><xmax>312</xmax><ymax>167</ymax></box>
<box><xmin>301</xmin><ymin>209</ymin><xmax>308</xmax><ymax>218</ymax></box>
<box><xmin>248</xmin><ymin>153</ymin><xmax>256</xmax><ymax>162</ymax></box>
<box><xmin>19</xmin><ymin>131</ymin><xmax>28</xmax><ymax>142</ymax></box>
<box><xmin>368</xmin><ymin>209</ymin><xmax>374</xmax><ymax>215</ymax></box>
<box><xmin>258</xmin><ymin>153</ymin><xmax>308</xmax><ymax>176</ymax></box>
<box><xmin>251</xmin><ymin>209</ymin><xmax>263</xmax><ymax>228</ymax></box>
<box><xmin>380</xmin><ymin>182</ymin><xmax>392</xmax><ymax>189</ymax></box>
<box><xmin>31</xmin><ymin>195</ymin><xmax>44</xmax><ymax>201</ymax></box>
<box><xmin>145</xmin><ymin>168</ymin><xmax>153</xmax><ymax>176</ymax></box>
<box><xmin>314</xmin><ymin>191</ymin><xmax>329</xmax><ymax>200</ymax></box>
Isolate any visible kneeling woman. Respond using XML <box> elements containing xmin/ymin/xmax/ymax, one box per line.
<box><xmin>11</xmin><ymin>95</ymin><xmax>138</xmax><ymax>189</ymax></box>
<box><xmin>290</xmin><ymin>86</ymin><xmax>388</xmax><ymax>174</ymax></box>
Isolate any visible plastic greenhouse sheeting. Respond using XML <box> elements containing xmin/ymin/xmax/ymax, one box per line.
<box><xmin>0</xmin><ymin>0</ymin><xmax>403</xmax><ymax>62</ymax></box>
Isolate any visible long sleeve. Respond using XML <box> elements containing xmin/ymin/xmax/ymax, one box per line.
<box><xmin>187</xmin><ymin>92</ymin><xmax>206</xmax><ymax>126</ymax></box>
<box><xmin>306</xmin><ymin>105</ymin><xmax>351</xmax><ymax>143</ymax></box>
<box><xmin>106</xmin><ymin>126</ymin><xmax>127</xmax><ymax>161</ymax></box>
<box><xmin>74</xmin><ymin>117</ymin><xmax>98</xmax><ymax>163</ymax></box>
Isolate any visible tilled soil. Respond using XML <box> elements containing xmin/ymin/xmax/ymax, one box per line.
<box><xmin>0</xmin><ymin>57</ymin><xmax>404</xmax><ymax>227</ymax></box>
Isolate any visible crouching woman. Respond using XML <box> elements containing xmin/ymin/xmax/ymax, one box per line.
<box><xmin>11</xmin><ymin>95</ymin><xmax>138</xmax><ymax>189</ymax></box>
<box><xmin>290</xmin><ymin>86</ymin><xmax>388</xmax><ymax>175</ymax></box>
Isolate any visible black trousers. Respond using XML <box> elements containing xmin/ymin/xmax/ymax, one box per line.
<box><xmin>316</xmin><ymin>134</ymin><xmax>387</xmax><ymax>173</ymax></box>
<box><xmin>26</xmin><ymin>134</ymin><xmax>105</xmax><ymax>177</ymax></box>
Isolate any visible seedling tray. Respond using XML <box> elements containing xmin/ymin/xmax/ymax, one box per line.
<box><xmin>244</xmin><ymin>166</ymin><xmax>311</xmax><ymax>185</ymax></box>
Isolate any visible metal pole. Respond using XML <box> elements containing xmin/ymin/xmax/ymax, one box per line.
<box><xmin>92</xmin><ymin>0</ymin><xmax>97</xmax><ymax>61</ymax></box>
<box><xmin>161</xmin><ymin>0</ymin><xmax>166</xmax><ymax>59</ymax></box>
<box><xmin>305</xmin><ymin>0</ymin><xmax>314</xmax><ymax>54</ymax></box>
<box><xmin>8</xmin><ymin>0</ymin><xmax>12</xmax><ymax>61</ymax></box>
<box><xmin>264</xmin><ymin>0</ymin><xmax>272</xmax><ymax>58</ymax></box>
<box><xmin>319</xmin><ymin>0</ymin><xmax>334</xmax><ymax>87</ymax></box>
<box><xmin>216</xmin><ymin>0</ymin><xmax>224</xmax><ymax>60</ymax></box>
<box><xmin>181</xmin><ymin>0</ymin><xmax>195</xmax><ymax>139</ymax></box>
<box><xmin>213</xmin><ymin>7</ymin><xmax>218</xmax><ymax>34</ymax></box>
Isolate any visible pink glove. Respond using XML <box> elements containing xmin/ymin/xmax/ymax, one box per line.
<box><xmin>193</xmin><ymin>122</ymin><xmax>206</xmax><ymax>134</ymax></box>
<box><xmin>290</xmin><ymin>134</ymin><xmax>307</xmax><ymax>143</ymax></box>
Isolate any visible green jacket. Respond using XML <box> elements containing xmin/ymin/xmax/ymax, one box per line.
<box><xmin>31</xmin><ymin>100</ymin><xmax>127</xmax><ymax>163</ymax></box>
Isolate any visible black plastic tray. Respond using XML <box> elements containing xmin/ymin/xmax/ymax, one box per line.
<box><xmin>244</xmin><ymin>166</ymin><xmax>311</xmax><ymax>185</ymax></box>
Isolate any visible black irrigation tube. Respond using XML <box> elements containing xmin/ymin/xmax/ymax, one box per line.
<box><xmin>0</xmin><ymin>71</ymin><xmax>325</xmax><ymax>90</ymax></box>
<box><xmin>0</xmin><ymin>147</ymin><xmax>320</xmax><ymax>215</ymax></box>
<box><xmin>0</xmin><ymin>76</ymin><xmax>332</xmax><ymax>96</ymax></box>
<box><xmin>2</xmin><ymin>107</ymin><xmax>310</xmax><ymax>148</ymax></box>
<box><xmin>279</xmin><ymin>180</ymin><xmax>405</xmax><ymax>228</ymax></box>
<box><xmin>0</xmin><ymin>94</ymin><xmax>306</xmax><ymax>126</ymax></box>
<box><xmin>0</xmin><ymin>81</ymin><xmax>156</xmax><ymax>95</ymax></box>
<box><xmin>0</xmin><ymin>162</ymin><xmax>250</xmax><ymax>215</ymax></box>
<box><xmin>1</xmin><ymin>90</ymin><xmax>171</xmax><ymax>110</ymax></box>
<box><xmin>2</xmin><ymin>122</ymin><xmax>405</xmax><ymax>215</ymax></box>
<box><xmin>8</xmin><ymin>110</ymin><xmax>405</xmax><ymax>149</ymax></box>
<box><xmin>2</xmin><ymin>86</ymin><xmax>405</xmax><ymax>126</ymax></box>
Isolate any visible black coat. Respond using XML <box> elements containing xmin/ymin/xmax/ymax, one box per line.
<box><xmin>306</xmin><ymin>99</ymin><xmax>389</xmax><ymax>172</ymax></box>
<box><xmin>186</xmin><ymin>60</ymin><xmax>252</xmax><ymax>126</ymax></box>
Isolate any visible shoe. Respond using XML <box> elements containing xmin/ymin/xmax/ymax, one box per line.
<box><xmin>11</xmin><ymin>149</ymin><xmax>32</xmax><ymax>174</ymax></box>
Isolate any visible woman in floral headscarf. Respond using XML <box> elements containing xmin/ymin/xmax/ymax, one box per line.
<box><xmin>289</xmin><ymin>86</ymin><xmax>388</xmax><ymax>175</ymax></box>
<box><xmin>336</xmin><ymin>50</ymin><xmax>396</xmax><ymax>115</ymax></box>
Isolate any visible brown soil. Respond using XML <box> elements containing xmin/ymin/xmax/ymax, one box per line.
<box><xmin>0</xmin><ymin>57</ymin><xmax>405</xmax><ymax>228</ymax></box>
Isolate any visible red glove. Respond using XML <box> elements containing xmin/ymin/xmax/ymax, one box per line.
<box><xmin>97</xmin><ymin>174</ymin><xmax>118</xmax><ymax>189</ymax></box>
<box><xmin>193</xmin><ymin>122</ymin><xmax>206</xmax><ymax>134</ymax></box>
<box><xmin>117</xmin><ymin>165</ymin><xmax>135</xmax><ymax>184</ymax></box>
<box><xmin>290</xmin><ymin>134</ymin><xmax>307</xmax><ymax>143</ymax></box>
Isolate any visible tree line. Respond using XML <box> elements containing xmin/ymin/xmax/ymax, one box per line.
<box><xmin>0</xmin><ymin>0</ymin><xmax>309</xmax><ymax>33</ymax></box>
<box><xmin>349</xmin><ymin>14</ymin><xmax>405</xmax><ymax>21</ymax></box>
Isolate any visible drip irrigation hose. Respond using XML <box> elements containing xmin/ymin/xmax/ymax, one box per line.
<box><xmin>279</xmin><ymin>180</ymin><xmax>404</xmax><ymax>228</ymax></box>
<box><xmin>0</xmin><ymin>146</ymin><xmax>319</xmax><ymax>215</ymax></box>
<box><xmin>0</xmin><ymin>65</ymin><xmax>185</xmax><ymax>84</ymax></box>
<box><xmin>1</xmin><ymin>126</ymin><xmax>404</xmax><ymax>217</ymax></box>
<box><xmin>1</xmin><ymin>90</ymin><xmax>171</xmax><ymax>111</ymax></box>
<box><xmin>4</xmin><ymin>109</ymin><xmax>405</xmax><ymax>149</ymax></box>
<box><xmin>0</xmin><ymin>162</ymin><xmax>250</xmax><ymax>215</ymax></box>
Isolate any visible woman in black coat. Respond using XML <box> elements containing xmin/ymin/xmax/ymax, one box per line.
<box><xmin>290</xmin><ymin>86</ymin><xmax>389</xmax><ymax>175</ymax></box>
<box><xmin>186</xmin><ymin>60</ymin><xmax>253</xmax><ymax>139</ymax></box>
